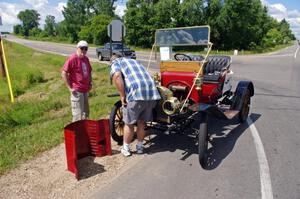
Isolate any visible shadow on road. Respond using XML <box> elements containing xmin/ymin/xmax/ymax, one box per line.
<box><xmin>204</xmin><ymin>113</ymin><xmax>261</xmax><ymax>170</ymax></box>
<box><xmin>144</xmin><ymin>130</ymin><xmax>198</xmax><ymax>160</ymax></box>
<box><xmin>145</xmin><ymin>113</ymin><xmax>261</xmax><ymax>170</ymax></box>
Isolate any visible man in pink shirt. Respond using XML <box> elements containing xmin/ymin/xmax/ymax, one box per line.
<box><xmin>61</xmin><ymin>40</ymin><xmax>92</xmax><ymax>122</ymax></box>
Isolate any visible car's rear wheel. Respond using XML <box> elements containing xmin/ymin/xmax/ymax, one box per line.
<box><xmin>98</xmin><ymin>53</ymin><xmax>103</xmax><ymax>61</ymax></box>
<box><xmin>109</xmin><ymin>101</ymin><xmax>124</xmax><ymax>144</ymax></box>
<box><xmin>198</xmin><ymin>112</ymin><xmax>208</xmax><ymax>168</ymax></box>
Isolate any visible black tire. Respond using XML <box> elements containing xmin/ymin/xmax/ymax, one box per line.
<box><xmin>98</xmin><ymin>53</ymin><xmax>103</xmax><ymax>61</ymax></box>
<box><xmin>198</xmin><ymin>112</ymin><xmax>208</xmax><ymax>168</ymax></box>
<box><xmin>109</xmin><ymin>101</ymin><xmax>124</xmax><ymax>144</ymax></box>
<box><xmin>239</xmin><ymin>90</ymin><xmax>250</xmax><ymax>123</ymax></box>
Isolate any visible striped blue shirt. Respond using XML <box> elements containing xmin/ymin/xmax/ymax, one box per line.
<box><xmin>110</xmin><ymin>58</ymin><xmax>161</xmax><ymax>102</ymax></box>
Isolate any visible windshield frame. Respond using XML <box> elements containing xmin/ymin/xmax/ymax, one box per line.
<box><xmin>155</xmin><ymin>26</ymin><xmax>210</xmax><ymax>47</ymax></box>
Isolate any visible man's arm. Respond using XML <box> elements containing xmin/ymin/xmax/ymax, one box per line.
<box><xmin>89</xmin><ymin>73</ymin><xmax>93</xmax><ymax>90</ymax></box>
<box><xmin>112</xmin><ymin>71</ymin><xmax>126</xmax><ymax>106</ymax></box>
<box><xmin>88</xmin><ymin>60</ymin><xmax>92</xmax><ymax>90</ymax></box>
<box><xmin>61</xmin><ymin>71</ymin><xmax>73</xmax><ymax>92</ymax></box>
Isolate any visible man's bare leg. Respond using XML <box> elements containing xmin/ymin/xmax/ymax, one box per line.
<box><xmin>136</xmin><ymin>120</ymin><xmax>146</xmax><ymax>142</ymax></box>
<box><xmin>124</xmin><ymin>123</ymin><xmax>134</xmax><ymax>145</ymax></box>
<box><xmin>136</xmin><ymin>120</ymin><xmax>146</xmax><ymax>154</ymax></box>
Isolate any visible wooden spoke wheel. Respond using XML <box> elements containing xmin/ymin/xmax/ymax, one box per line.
<box><xmin>109</xmin><ymin>101</ymin><xmax>124</xmax><ymax>144</ymax></box>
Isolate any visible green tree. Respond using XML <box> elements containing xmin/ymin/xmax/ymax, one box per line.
<box><xmin>151</xmin><ymin>0</ymin><xmax>179</xmax><ymax>28</ymax></box>
<box><xmin>278</xmin><ymin>19</ymin><xmax>295</xmax><ymax>41</ymax></box>
<box><xmin>62</xmin><ymin>0</ymin><xmax>88</xmax><ymax>42</ymax></box>
<box><xmin>90</xmin><ymin>15</ymin><xmax>112</xmax><ymax>45</ymax></box>
<box><xmin>62</xmin><ymin>0</ymin><xmax>118</xmax><ymax>42</ymax></box>
<box><xmin>78</xmin><ymin>25</ymin><xmax>93</xmax><ymax>43</ymax></box>
<box><xmin>44</xmin><ymin>15</ymin><xmax>56</xmax><ymax>36</ymax></box>
<box><xmin>125</xmin><ymin>0</ymin><xmax>180</xmax><ymax>47</ymax></box>
<box><xmin>217</xmin><ymin>0</ymin><xmax>266</xmax><ymax>50</ymax></box>
<box><xmin>90</xmin><ymin>0</ymin><xmax>117</xmax><ymax>16</ymax></box>
<box><xmin>262</xmin><ymin>7</ymin><xmax>274</xmax><ymax>32</ymax></box>
<box><xmin>78</xmin><ymin>15</ymin><xmax>112</xmax><ymax>45</ymax></box>
<box><xmin>205</xmin><ymin>0</ymin><xmax>222</xmax><ymax>47</ymax></box>
<box><xmin>123</xmin><ymin>0</ymin><xmax>295</xmax><ymax>50</ymax></box>
<box><xmin>177</xmin><ymin>0</ymin><xmax>205</xmax><ymax>26</ymax></box>
<box><xmin>17</xmin><ymin>9</ymin><xmax>40</xmax><ymax>36</ymax></box>
<box><xmin>55</xmin><ymin>21</ymin><xmax>68</xmax><ymax>39</ymax></box>
<box><xmin>29</xmin><ymin>27</ymin><xmax>42</xmax><ymax>37</ymax></box>
<box><xmin>13</xmin><ymin>24</ymin><xmax>23</xmax><ymax>35</ymax></box>
<box><xmin>125</xmin><ymin>0</ymin><xmax>156</xmax><ymax>47</ymax></box>
<box><xmin>262</xmin><ymin>28</ymin><xmax>282</xmax><ymax>47</ymax></box>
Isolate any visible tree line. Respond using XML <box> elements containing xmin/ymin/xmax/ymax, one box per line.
<box><xmin>13</xmin><ymin>0</ymin><xmax>296</xmax><ymax>51</ymax></box>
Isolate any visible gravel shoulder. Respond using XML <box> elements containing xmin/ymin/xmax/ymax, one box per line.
<box><xmin>0</xmin><ymin>140</ymin><xmax>144</xmax><ymax>199</ymax></box>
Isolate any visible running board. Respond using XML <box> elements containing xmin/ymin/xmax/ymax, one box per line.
<box><xmin>189</xmin><ymin>103</ymin><xmax>239</xmax><ymax>120</ymax></box>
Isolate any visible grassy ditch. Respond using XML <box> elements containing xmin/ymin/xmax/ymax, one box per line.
<box><xmin>0</xmin><ymin>40</ymin><xmax>118</xmax><ymax>175</ymax></box>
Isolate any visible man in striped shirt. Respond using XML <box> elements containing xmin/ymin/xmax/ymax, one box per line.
<box><xmin>110</xmin><ymin>54</ymin><xmax>161</xmax><ymax>156</ymax></box>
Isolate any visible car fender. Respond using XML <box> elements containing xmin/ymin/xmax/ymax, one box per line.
<box><xmin>235</xmin><ymin>81</ymin><xmax>254</xmax><ymax>97</ymax></box>
<box><xmin>231</xmin><ymin>81</ymin><xmax>254</xmax><ymax>111</ymax></box>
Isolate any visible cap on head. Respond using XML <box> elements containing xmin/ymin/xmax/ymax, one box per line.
<box><xmin>77</xmin><ymin>40</ymin><xmax>88</xmax><ymax>48</ymax></box>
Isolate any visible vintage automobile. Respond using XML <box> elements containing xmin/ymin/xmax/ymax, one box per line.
<box><xmin>96</xmin><ymin>42</ymin><xmax>136</xmax><ymax>61</ymax></box>
<box><xmin>108</xmin><ymin>26</ymin><xmax>254</xmax><ymax>168</ymax></box>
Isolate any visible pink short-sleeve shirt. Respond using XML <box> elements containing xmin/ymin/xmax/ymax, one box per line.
<box><xmin>63</xmin><ymin>54</ymin><xmax>92</xmax><ymax>93</ymax></box>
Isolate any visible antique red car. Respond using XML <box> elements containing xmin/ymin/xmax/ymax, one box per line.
<box><xmin>108</xmin><ymin>26</ymin><xmax>254</xmax><ymax>168</ymax></box>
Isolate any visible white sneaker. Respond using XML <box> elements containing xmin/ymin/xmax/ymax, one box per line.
<box><xmin>121</xmin><ymin>147</ymin><xmax>131</xmax><ymax>157</ymax></box>
<box><xmin>136</xmin><ymin>145</ymin><xmax>144</xmax><ymax>154</ymax></box>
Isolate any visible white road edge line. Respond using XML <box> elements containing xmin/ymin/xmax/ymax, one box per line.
<box><xmin>295</xmin><ymin>46</ymin><xmax>299</xmax><ymax>58</ymax></box>
<box><xmin>247</xmin><ymin>118</ymin><xmax>273</xmax><ymax>199</ymax></box>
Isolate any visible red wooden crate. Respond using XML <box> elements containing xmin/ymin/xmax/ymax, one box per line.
<box><xmin>64</xmin><ymin>119</ymin><xmax>111</xmax><ymax>179</ymax></box>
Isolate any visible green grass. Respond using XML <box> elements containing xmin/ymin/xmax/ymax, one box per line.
<box><xmin>0</xmin><ymin>40</ymin><xmax>118</xmax><ymax>175</ymax></box>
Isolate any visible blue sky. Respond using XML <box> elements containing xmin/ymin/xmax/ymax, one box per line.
<box><xmin>0</xmin><ymin>0</ymin><xmax>299</xmax><ymax>39</ymax></box>
<box><xmin>267</xmin><ymin>0</ymin><xmax>300</xmax><ymax>10</ymax></box>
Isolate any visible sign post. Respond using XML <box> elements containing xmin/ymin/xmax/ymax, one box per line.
<box><xmin>109</xmin><ymin>24</ymin><xmax>112</xmax><ymax>58</ymax></box>
<box><xmin>107</xmin><ymin>20</ymin><xmax>126</xmax><ymax>58</ymax></box>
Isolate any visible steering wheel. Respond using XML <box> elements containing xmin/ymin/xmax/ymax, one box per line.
<box><xmin>174</xmin><ymin>53</ymin><xmax>192</xmax><ymax>61</ymax></box>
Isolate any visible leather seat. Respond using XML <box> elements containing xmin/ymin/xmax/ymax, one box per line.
<box><xmin>203</xmin><ymin>56</ymin><xmax>231</xmax><ymax>83</ymax></box>
<box><xmin>190</xmin><ymin>55</ymin><xmax>204</xmax><ymax>61</ymax></box>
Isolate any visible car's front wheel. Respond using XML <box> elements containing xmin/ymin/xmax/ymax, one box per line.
<box><xmin>239</xmin><ymin>90</ymin><xmax>250</xmax><ymax>123</ymax></box>
<box><xmin>109</xmin><ymin>101</ymin><xmax>124</xmax><ymax>144</ymax></box>
<box><xmin>198</xmin><ymin>112</ymin><xmax>208</xmax><ymax>168</ymax></box>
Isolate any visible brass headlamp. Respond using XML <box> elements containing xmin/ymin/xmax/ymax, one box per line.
<box><xmin>153</xmin><ymin>72</ymin><xmax>160</xmax><ymax>85</ymax></box>
<box><xmin>194</xmin><ymin>77</ymin><xmax>203</xmax><ymax>91</ymax></box>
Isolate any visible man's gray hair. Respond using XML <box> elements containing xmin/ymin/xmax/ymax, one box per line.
<box><xmin>110</xmin><ymin>53</ymin><xmax>122</xmax><ymax>62</ymax></box>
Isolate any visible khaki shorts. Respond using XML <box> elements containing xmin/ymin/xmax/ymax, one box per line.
<box><xmin>123</xmin><ymin>100</ymin><xmax>157</xmax><ymax>125</ymax></box>
<box><xmin>70</xmin><ymin>91</ymin><xmax>89</xmax><ymax>122</ymax></box>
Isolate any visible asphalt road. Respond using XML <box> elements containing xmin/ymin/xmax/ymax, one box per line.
<box><xmin>5</xmin><ymin>36</ymin><xmax>300</xmax><ymax>199</ymax></box>
<box><xmin>4</xmin><ymin>35</ymin><xmax>158</xmax><ymax>67</ymax></box>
